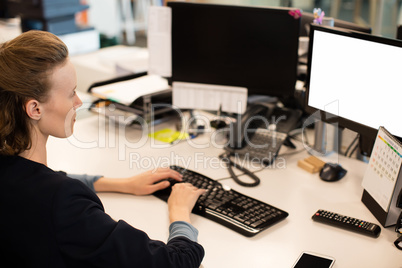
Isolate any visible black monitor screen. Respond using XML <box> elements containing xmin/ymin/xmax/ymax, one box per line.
<box><xmin>397</xmin><ymin>25</ymin><xmax>402</xmax><ymax>40</ymax></box>
<box><xmin>168</xmin><ymin>2</ymin><xmax>300</xmax><ymax>98</ymax></box>
<box><xmin>0</xmin><ymin>0</ymin><xmax>9</xmax><ymax>18</ymax></box>
<box><xmin>305</xmin><ymin>25</ymin><xmax>402</xmax><ymax>155</ymax></box>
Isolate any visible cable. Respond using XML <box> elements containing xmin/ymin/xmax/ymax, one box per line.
<box><xmin>348</xmin><ymin>142</ymin><xmax>359</xmax><ymax>158</ymax></box>
<box><xmin>344</xmin><ymin>133</ymin><xmax>359</xmax><ymax>157</ymax></box>
<box><xmin>287</xmin><ymin>127</ymin><xmax>313</xmax><ymax>148</ymax></box>
<box><xmin>215</xmin><ymin>128</ymin><xmax>309</xmax><ymax>184</ymax></box>
<box><xmin>278</xmin><ymin>128</ymin><xmax>312</xmax><ymax>157</ymax></box>
<box><xmin>219</xmin><ymin>153</ymin><xmax>261</xmax><ymax>187</ymax></box>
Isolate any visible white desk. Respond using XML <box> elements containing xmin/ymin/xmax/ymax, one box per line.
<box><xmin>47</xmin><ymin>107</ymin><xmax>402</xmax><ymax>268</ymax></box>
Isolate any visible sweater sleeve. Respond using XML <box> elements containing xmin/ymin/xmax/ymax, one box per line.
<box><xmin>66</xmin><ymin>175</ymin><xmax>199</xmax><ymax>242</ymax></box>
<box><xmin>66</xmin><ymin>173</ymin><xmax>103</xmax><ymax>192</ymax></box>
<box><xmin>52</xmin><ymin>179</ymin><xmax>204</xmax><ymax>268</ymax></box>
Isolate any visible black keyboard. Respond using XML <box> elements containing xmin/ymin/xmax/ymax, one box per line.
<box><xmin>153</xmin><ymin>165</ymin><xmax>289</xmax><ymax>237</ymax></box>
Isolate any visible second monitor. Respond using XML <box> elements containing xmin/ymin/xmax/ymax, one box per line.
<box><xmin>305</xmin><ymin>25</ymin><xmax>402</xmax><ymax>156</ymax></box>
<box><xmin>168</xmin><ymin>2</ymin><xmax>301</xmax><ymax>101</ymax></box>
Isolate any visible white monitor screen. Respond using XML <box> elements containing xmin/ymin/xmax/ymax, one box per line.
<box><xmin>307</xmin><ymin>27</ymin><xmax>402</xmax><ymax>138</ymax></box>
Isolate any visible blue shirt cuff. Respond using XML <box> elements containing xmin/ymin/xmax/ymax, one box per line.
<box><xmin>67</xmin><ymin>173</ymin><xmax>103</xmax><ymax>192</ymax></box>
<box><xmin>168</xmin><ymin>221</ymin><xmax>199</xmax><ymax>242</ymax></box>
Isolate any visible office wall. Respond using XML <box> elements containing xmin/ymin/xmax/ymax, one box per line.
<box><xmin>191</xmin><ymin>0</ymin><xmax>313</xmax><ymax>9</ymax></box>
<box><xmin>174</xmin><ymin>0</ymin><xmax>401</xmax><ymax>38</ymax></box>
<box><xmin>87</xmin><ymin>0</ymin><xmax>121</xmax><ymax>39</ymax></box>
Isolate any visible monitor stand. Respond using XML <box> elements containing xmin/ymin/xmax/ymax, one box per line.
<box><xmin>313</xmin><ymin>121</ymin><xmax>342</xmax><ymax>155</ymax></box>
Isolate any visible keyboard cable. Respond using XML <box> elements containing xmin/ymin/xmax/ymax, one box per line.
<box><xmin>218</xmin><ymin>152</ymin><xmax>261</xmax><ymax>187</ymax></box>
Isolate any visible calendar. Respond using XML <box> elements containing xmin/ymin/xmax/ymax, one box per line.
<box><xmin>362</xmin><ymin>127</ymin><xmax>402</xmax><ymax>212</ymax></box>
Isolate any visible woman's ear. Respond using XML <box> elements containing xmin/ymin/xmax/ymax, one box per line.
<box><xmin>25</xmin><ymin>99</ymin><xmax>42</xmax><ymax>121</ymax></box>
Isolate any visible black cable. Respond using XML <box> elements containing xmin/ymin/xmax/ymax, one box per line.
<box><xmin>279</xmin><ymin>128</ymin><xmax>312</xmax><ymax>157</ymax></box>
<box><xmin>348</xmin><ymin>142</ymin><xmax>359</xmax><ymax>158</ymax></box>
<box><xmin>287</xmin><ymin>127</ymin><xmax>312</xmax><ymax>148</ymax></box>
<box><xmin>394</xmin><ymin>235</ymin><xmax>402</xmax><ymax>250</ymax></box>
<box><xmin>344</xmin><ymin>133</ymin><xmax>359</xmax><ymax>157</ymax></box>
<box><xmin>216</xmin><ymin>164</ymin><xmax>268</xmax><ymax>182</ymax></box>
<box><xmin>219</xmin><ymin>153</ymin><xmax>261</xmax><ymax>187</ymax></box>
<box><xmin>215</xmin><ymin>128</ymin><xmax>309</xmax><ymax>184</ymax></box>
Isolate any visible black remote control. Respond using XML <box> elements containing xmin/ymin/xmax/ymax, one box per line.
<box><xmin>312</xmin><ymin>209</ymin><xmax>381</xmax><ymax>238</ymax></box>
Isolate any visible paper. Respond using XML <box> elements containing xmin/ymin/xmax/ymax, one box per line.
<box><xmin>91</xmin><ymin>74</ymin><xmax>170</xmax><ymax>106</ymax></box>
<box><xmin>362</xmin><ymin>127</ymin><xmax>402</xmax><ymax>212</ymax></box>
<box><xmin>147</xmin><ymin>6</ymin><xmax>171</xmax><ymax>77</ymax></box>
<box><xmin>172</xmin><ymin>82</ymin><xmax>248</xmax><ymax>114</ymax></box>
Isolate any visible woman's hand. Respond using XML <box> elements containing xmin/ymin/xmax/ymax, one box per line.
<box><xmin>167</xmin><ymin>183</ymin><xmax>206</xmax><ymax>224</ymax></box>
<box><xmin>93</xmin><ymin>167</ymin><xmax>183</xmax><ymax>196</ymax></box>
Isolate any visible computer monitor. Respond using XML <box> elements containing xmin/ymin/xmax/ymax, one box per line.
<box><xmin>305</xmin><ymin>25</ymin><xmax>402</xmax><ymax>156</ymax></box>
<box><xmin>0</xmin><ymin>0</ymin><xmax>9</xmax><ymax>18</ymax></box>
<box><xmin>168</xmin><ymin>2</ymin><xmax>301</xmax><ymax>101</ymax></box>
<box><xmin>300</xmin><ymin>12</ymin><xmax>372</xmax><ymax>36</ymax></box>
<box><xmin>397</xmin><ymin>25</ymin><xmax>402</xmax><ymax>40</ymax></box>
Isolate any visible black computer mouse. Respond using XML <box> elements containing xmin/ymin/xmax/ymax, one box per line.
<box><xmin>319</xmin><ymin>163</ymin><xmax>347</xmax><ymax>182</ymax></box>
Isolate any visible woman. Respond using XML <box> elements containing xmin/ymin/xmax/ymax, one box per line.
<box><xmin>0</xmin><ymin>30</ymin><xmax>205</xmax><ymax>267</ymax></box>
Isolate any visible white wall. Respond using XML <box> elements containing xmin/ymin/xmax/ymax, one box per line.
<box><xmin>87</xmin><ymin>0</ymin><xmax>121</xmax><ymax>38</ymax></box>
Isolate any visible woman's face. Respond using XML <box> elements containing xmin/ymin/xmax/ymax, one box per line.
<box><xmin>38</xmin><ymin>59</ymin><xmax>82</xmax><ymax>138</ymax></box>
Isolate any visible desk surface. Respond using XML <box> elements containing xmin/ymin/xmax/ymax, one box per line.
<box><xmin>47</xmin><ymin>107</ymin><xmax>402</xmax><ymax>268</ymax></box>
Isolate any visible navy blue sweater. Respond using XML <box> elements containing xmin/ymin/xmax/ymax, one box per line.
<box><xmin>0</xmin><ymin>155</ymin><xmax>204</xmax><ymax>267</ymax></box>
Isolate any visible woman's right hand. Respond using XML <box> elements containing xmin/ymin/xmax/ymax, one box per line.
<box><xmin>167</xmin><ymin>183</ymin><xmax>206</xmax><ymax>224</ymax></box>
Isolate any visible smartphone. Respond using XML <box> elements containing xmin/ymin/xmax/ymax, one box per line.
<box><xmin>292</xmin><ymin>251</ymin><xmax>335</xmax><ymax>268</ymax></box>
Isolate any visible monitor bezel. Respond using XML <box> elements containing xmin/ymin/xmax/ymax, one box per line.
<box><xmin>397</xmin><ymin>24</ymin><xmax>402</xmax><ymax>40</ymax></box>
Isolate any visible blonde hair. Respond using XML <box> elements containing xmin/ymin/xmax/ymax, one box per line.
<box><xmin>0</xmin><ymin>30</ymin><xmax>69</xmax><ymax>155</ymax></box>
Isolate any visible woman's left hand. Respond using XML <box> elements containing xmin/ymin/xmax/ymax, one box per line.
<box><xmin>93</xmin><ymin>167</ymin><xmax>183</xmax><ymax>196</ymax></box>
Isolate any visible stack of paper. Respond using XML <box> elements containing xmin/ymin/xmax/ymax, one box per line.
<box><xmin>91</xmin><ymin>74</ymin><xmax>170</xmax><ymax>106</ymax></box>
